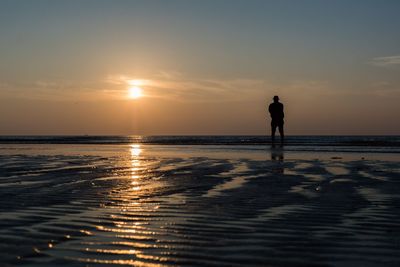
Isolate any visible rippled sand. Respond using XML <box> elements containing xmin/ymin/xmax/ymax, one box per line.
<box><xmin>0</xmin><ymin>145</ymin><xmax>399</xmax><ymax>266</ymax></box>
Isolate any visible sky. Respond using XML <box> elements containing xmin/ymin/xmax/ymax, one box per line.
<box><xmin>1</xmin><ymin>0</ymin><xmax>399</xmax><ymax>135</ymax></box>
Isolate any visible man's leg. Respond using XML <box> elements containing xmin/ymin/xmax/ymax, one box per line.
<box><xmin>271</xmin><ymin>122</ymin><xmax>277</xmax><ymax>143</ymax></box>
<box><xmin>278</xmin><ymin>124</ymin><xmax>284</xmax><ymax>143</ymax></box>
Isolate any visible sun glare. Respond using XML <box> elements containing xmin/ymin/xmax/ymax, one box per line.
<box><xmin>128</xmin><ymin>86</ymin><xmax>142</xmax><ymax>99</ymax></box>
<box><xmin>127</xmin><ymin>79</ymin><xmax>146</xmax><ymax>99</ymax></box>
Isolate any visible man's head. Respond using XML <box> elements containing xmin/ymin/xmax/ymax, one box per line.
<box><xmin>273</xmin><ymin>95</ymin><xmax>279</xmax><ymax>102</ymax></box>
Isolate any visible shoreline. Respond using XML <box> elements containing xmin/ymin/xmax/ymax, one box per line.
<box><xmin>1</xmin><ymin>143</ymin><xmax>399</xmax><ymax>161</ymax></box>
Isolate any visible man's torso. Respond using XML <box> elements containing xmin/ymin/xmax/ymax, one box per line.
<box><xmin>269</xmin><ymin>102</ymin><xmax>284</xmax><ymax>121</ymax></box>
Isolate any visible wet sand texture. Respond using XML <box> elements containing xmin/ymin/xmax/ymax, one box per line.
<box><xmin>0</xmin><ymin>152</ymin><xmax>400</xmax><ymax>266</ymax></box>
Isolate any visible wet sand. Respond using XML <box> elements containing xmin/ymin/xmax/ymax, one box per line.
<box><xmin>0</xmin><ymin>144</ymin><xmax>399</xmax><ymax>266</ymax></box>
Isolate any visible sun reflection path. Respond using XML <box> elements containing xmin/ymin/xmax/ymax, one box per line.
<box><xmin>130</xmin><ymin>144</ymin><xmax>141</xmax><ymax>167</ymax></box>
<box><xmin>41</xmin><ymin>143</ymin><xmax>175</xmax><ymax>266</ymax></box>
<box><xmin>130</xmin><ymin>144</ymin><xmax>142</xmax><ymax>157</ymax></box>
<box><xmin>130</xmin><ymin>144</ymin><xmax>142</xmax><ymax>187</ymax></box>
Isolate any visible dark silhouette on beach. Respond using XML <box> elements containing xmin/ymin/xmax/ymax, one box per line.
<box><xmin>268</xmin><ymin>95</ymin><xmax>284</xmax><ymax>144</ymax></box>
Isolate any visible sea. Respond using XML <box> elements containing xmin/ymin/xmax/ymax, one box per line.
<box><xmin>0</xmin><ymin>135</ymin><xmax>399</xmax><ymax>153</ymax></box>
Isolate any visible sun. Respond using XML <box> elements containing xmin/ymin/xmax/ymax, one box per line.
<box><xmin>128</xmin><ymin>86</ymin><xmax>142</xmax><ymax>99</ymax></box>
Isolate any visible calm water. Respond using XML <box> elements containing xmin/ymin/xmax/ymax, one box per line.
<box><xmin>1</xmin><ymin>135</ymin><xmax>399</xmax><ymax>153</ymax></box>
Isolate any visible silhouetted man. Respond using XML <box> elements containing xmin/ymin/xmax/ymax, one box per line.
<box><xmin>268</xmin><ymin>95</ymin><xmax>284</xmax><ymax>144</ymax></box>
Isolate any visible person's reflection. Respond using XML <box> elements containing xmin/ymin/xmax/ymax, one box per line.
<box><xmin>270</xmin><ymin>144</ymin><xmax>284</xmax><ymax>174</ymax></box>
<box><xmin>271</xmin><ymin>144</ymin><xmax>284</xmax><ymax>161</ymax></box>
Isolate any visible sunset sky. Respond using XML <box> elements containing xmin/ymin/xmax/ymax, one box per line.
<box><xmin>1</xmin><ymin>0</ymin><xmax>399</xmax><ymax>135</ymax></box>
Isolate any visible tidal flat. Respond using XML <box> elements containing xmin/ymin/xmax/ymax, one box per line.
<box><xmin>0</xmin><ymin>144</ymin><xmax>399</xmax><ymax>266</ymax></box>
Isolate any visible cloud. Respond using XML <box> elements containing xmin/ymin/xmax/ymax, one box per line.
<box><xmin>148</xmin><ymin>78</ymin><xmax>267</xmax><ymax>102</ymax></box>
<box><xmin>0</xmin><ymin>79</ymin><xmax>109</xmax><ymax>101</ymax></box>
<box><xmin>369</xmin><ymin>55</ymin><xmax>400</xmax><ymax>67</ymax></box>
<box><xmin>6</xmin><ymin>71</ymin><xmax>397</xmax><ymax>103</ymax></box>
<box><xmin>106</xmin><ymin>72</ymin><xmax>269</xmax><ymax>102</ymax></box>
<box><xmin>1</xmin><ymin>73</ymin><xmax>268</xmax><ymax>102</ymax></box>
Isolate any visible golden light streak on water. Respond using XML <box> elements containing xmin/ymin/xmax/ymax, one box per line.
<box><xmin>128</xmin><ymin>144</ymin><xmax>143</xmax><ymax>192</ymax></box>
<box><xmin>92</xmin><ymin>149</ymin><xmax>163</xmax><ymax>265</ymax></box>
<box><xmin>84</xmin><ymin>248</ymin><xmax>138</xmax><ymax>255</ymax></box>
<box><xmin>72</xmin><ymin>257</ymin><xmax>165</xmax><ymax>267</ymax></box>
<box><xmin>79</xmin><ymin>230</ymin><xmax>93</xmax><ymax>235</ymax></box>
<box><xmin>130</xmin><ymin>144</ymin><xmax>141</xmax><ymax>157</ymax></box>
<box><xmin>130</xmin><ymin>144</ymin><xmax>142</xmax><ymax>177</ymax></box>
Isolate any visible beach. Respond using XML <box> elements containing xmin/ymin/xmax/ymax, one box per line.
<box><xmin>2</xmin><ymin>0</ymin><xmax>400</xmax><ymax>265</ymax></box>
<box><xmin>0</xmin><ymin>139</ymin><xmax>399</xmax><ymax>266</ymax></box>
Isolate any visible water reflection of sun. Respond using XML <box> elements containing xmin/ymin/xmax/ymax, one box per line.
<box><xmin>130</xmin><ymin>144</ymin><xmax>141</xmax><ymax>157</ymax></box>
<box><xmin>130</xmin><ymin>144</ymin><xmax>142</xmax><ymax>190</ymax></box>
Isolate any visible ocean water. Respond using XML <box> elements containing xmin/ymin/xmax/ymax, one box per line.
<box><xmin>1</xmin><ymin>135</ymin><xmax>400</xmax><ymax>145</ymax></box>
<box><xmin>1</xmin><ymin>135</ymin><xmax>399</xmax><ymax>153</ymax></box>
